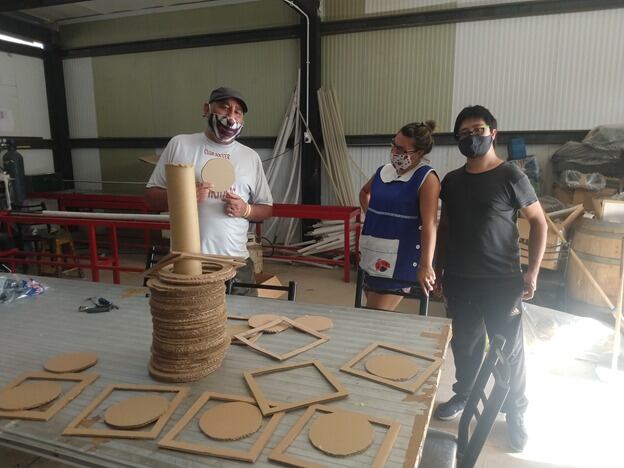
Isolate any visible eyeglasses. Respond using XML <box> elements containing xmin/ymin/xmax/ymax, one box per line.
<box><xmin>457</xmin><ymin>125</ymin><xmax>490</xmax><ymax>139</ymax></box>
<box><xmin>390</xmin><ymin>139</ymin><xmax>418</xmax><ymax>155</ymax></box>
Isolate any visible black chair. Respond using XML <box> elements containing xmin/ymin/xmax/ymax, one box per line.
<box><xmin>143</xmin><ymin>244</ymin><xmax>169</xmax><ymax>286</ymax></box>
<box><xmin>354</xmin><ymin>267</ymin><xmax>429</xmax><ymax>316</ymax></box>
<box><xmin>419</xmin><ymin>335</ymin><xmax>511</xmax><ymax>468</ymax></box>
<box><xmin>226</xmin><ymin>280</ymin><xmax>297</xmax><ymax>302</ymax></box>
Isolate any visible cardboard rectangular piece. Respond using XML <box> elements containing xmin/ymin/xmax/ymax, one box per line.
<box><xmin>0</xmin><ymin>372</ymin><xmax>98</xmax><ymax>422</ymax></box>
<box><xmin>234</xmin><ymin>316</ymin><xmax>328</xmax><ymax>361</ymax></box>
<box><xmin>158</xmin><ymin>392</ymin><xmax>283</xmax><ymax>462</ymax></box>
<box><xmin>268</xmin><ymin>404</ymin><xmax>401</xmax><ymax>468</ymax></box>
<box><xmin>244</xmin><ymin>360</ymin><xmax>348</xmax><ymax>416</ymax></box>
<box><xmin>341</xmin><ymin>342</ymin><xmax>443</xmax><ymax>393</ymax></box>
<box><xmin>63</xmin><ymin>383</ymin><xmax>188</xmax><ymax>439</ymax></box>
<box><xmin>255</xmin><ymin>273</ymin><xmax>286</xmax><ymax>299</ymax></box>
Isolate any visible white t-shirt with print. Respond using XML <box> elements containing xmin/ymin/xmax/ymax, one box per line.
<box><xmin>146</xmin><ymin>132</ymin><xmax>273</xmax><ymax>258</ymax></box>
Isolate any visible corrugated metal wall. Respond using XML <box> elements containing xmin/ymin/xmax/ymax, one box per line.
<box><xmin>322</xmin><ymin>25</ymin><xmax>455</xmax><ymax>134</ymax></box>
<box><xmin>63</xmin><ymin>57</ymin><xmax>102</xmax><ymax>190</ymax></box>
<box><xmin>59</xmin><ymin>0</ymin><xmax>297</xmax><ymax>48</ymax></box>
<box><xmin>452</xmin><ymin>8</ymin><xmax>624</xmax><ymax>130</ymax></box>
<box><xmin>0</xmin><ymin>51</ymin><xmax>53</xmax><ymax>175</ymax></box>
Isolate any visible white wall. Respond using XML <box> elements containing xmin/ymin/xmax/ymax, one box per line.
<box><xmin>63</xmin><ymin>57</ymin><xmax>102</xmax><ymax>190</ymax></box>
<box><xmin>0</xmin><ymin>51</ymin><xmax>53</xmax><ymax>175</ymax></box>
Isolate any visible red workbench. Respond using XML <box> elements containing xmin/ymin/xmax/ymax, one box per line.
<box><xmin>27</xmin><ymin>194</ymin><xmax>362</xmax><ymax>282</ymax></box>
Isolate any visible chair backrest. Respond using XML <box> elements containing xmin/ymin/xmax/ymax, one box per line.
<box><xmin>226</xmin><ymin>280</ymin><xmax>297</xmax><ymax>302</ymax></box>
<box><xmin>354</xmin><ymin>267</ymin><xmax>429</xmax><ymax>316</ymax></box>
<box><xmin>457</xmin><ymin>335</ymin><xmax>511</xmax><ymax>468</ymax></box>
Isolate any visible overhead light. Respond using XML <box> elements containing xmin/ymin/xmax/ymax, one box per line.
<box><xmin>0</xmin><ymin>33</ymin><xmax>44</xmax><ymax>50</ymax></box>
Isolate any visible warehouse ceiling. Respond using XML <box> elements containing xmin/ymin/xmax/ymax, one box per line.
<box><xmin>1</xmin><ymin>0</ymin><xmax>256</xmax><ymax>26</ymax></box>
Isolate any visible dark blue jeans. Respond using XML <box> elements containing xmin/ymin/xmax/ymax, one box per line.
<box><xmin>443</xmin><ymin>274</ymin><xmax>528</xmax><ymax>415</ymax></box>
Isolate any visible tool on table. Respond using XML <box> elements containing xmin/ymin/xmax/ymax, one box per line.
<box><xmin>79</xmin><ymin>297</ymin><xmax>119</xmax><ymax>313</ymax></box>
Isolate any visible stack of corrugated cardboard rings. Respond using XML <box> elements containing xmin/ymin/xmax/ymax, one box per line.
<box><xmin>147</xmin><ymin>261</ymin><xmax>237</xmax><ymax>382</ymax></box>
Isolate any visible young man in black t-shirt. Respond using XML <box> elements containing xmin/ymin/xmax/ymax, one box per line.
<box><xmin>433</xmin><ymin>106</ymin><xmax>547</xmax><ymax>452</ymax></box>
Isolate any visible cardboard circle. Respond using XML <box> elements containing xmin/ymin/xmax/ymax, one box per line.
<box><xmin>294</xmin><ymin>315</ymin><xmax>333</xmax><ymax>332</ymax></box>
<box><xmin>365</xmin><ymin>354</ymin><xmax>420</xmax><ymax>381</ymax></box>
<box><xmin>104</xmin><ymin>395</ymin><xmax>169</xmax><ymax>429</ymax></box>
<box><xmin>199</xmin><ymin>402</ymin><xmax>262</xmax><ymax>440</ymax></box>
<box><xmin>43</xmin><ymin>352</ymin><xmax>98</xmax><ymax>373</ymax></box>
<box><xmin>308</xmin><ymin>411</ymin><xmax>374</xmax><ymax>456</ymax></box>
<box><xmin>201</xmin><ymin>158</ymin><xmax>235</xmax><ymax>192</ymax></box>
<box><xmin>0</xmin><ymin>381</ymin><xmax>63</xmax><ymax>411</ymax></box>
<box><xmin>248</xmin><ymin>314</ymin><xmax>289</xmax><ymax>333</ymax></box>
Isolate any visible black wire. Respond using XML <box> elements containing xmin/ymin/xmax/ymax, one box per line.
<box><xmin>260</xmin><ymin>142</ymin><xmax>301</xmax><ymax>164</ymax></box>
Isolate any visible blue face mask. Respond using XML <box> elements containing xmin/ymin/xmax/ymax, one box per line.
<box><xmin>458</xmin><ymin>134</ymin><xmax>493</xmax><ymax>158</ymax></box>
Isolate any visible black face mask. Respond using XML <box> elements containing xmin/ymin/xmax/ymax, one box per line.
<box><xmin>458</xmin><ymin>134</ymin><xmax>493</xmax><ymax>159</ymax></box>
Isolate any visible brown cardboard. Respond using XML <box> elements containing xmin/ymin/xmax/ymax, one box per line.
<box><xmin>553</xmin><ymin>185</ymin><xmax>617</xmax><ymax>211</ymax></box>
<box><xmin>594</xmin><ymin>199</ymin><xmax>624</xmax><ymax>223</ymax></box>
<box><xmin>255</xmin><ymin>273</ymin><xmax>287</xmax><ymax>299</ymax></box>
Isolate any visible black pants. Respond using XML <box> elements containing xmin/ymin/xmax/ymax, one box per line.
<box><xmin>444</xmin><ymin>274</ymin><xmax>528</xmax><ymax>415</ymax></box>
<box><xmin>231</xmin><ymin>258</ymin><xmax>257</xmax><ymax>297</ymax></box>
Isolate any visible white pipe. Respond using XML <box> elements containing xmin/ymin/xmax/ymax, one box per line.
<box><xmin>33</xmin><ymin>210</ymin><xmax>170</xmax><ymax>221</ymax></box>
<box><xmin>282</xmin><ymin>0</ymin><xmax>310</xmax><ymax>128</ymax></box>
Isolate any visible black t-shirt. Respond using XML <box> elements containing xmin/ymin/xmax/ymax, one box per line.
<box><xmin>440</xmin><ymin>162</ymin><xmax>538</xmax><ymax>278</ymax></box>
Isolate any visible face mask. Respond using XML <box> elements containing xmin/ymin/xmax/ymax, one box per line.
<box><xmin>390</xmin><ymin>151</ymin><xmax>413</xmax><ymax>171</ymax></box>
<box><xmin>209</xmin><ymin>113</ymin><xmax>243</xmax><ymax>143</ymax></box>
<box><xmin>458</xmin><ymin>134</ymin><xmax>493</xmax><ymax>159</ymax></box>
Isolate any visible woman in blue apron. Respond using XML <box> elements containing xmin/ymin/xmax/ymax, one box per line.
<box><xmin>359</xmin><ymin>121</ymin><xmax>440</xmax><ymax>311</ymax></box>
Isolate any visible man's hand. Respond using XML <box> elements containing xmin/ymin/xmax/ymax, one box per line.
<box><xmin>223</xmin><ymin>190</ymin><xmax>248</xmax><ymax>218</ymax></box>
<box><xmin>417</xmin><ymin>265</ymin><xmax>436</xmax><ymax>297</ymax></box>
<box><xmin>522</xmin><ymin>270</ymin><xmax>538</xmax><ymax>300</ymax></box>
<box><xmin>196</xmin><ymin>182</ymin><xmax>214</xmax><ymax>203</ymax></box>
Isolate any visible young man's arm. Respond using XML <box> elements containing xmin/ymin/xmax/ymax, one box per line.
<box><xmin>433</xmin><ymin>202</ymin><xmax>449</xmax><ymax>297</ymax></box>
<box><xmin>520</xmin><ymin>201</ymin><xmax>547</xmax><ymax>300</ymax></box>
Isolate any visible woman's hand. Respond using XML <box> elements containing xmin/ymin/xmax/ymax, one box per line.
<box><xmin>417</xmin><ymin>264</ymin><xmax>436</xmax><ymax>297</ymax></box>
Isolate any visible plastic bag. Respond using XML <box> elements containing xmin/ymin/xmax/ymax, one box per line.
<box><xmin>538</xmin><ymin>195</ymin><xmax>566</xmax><ymax>213</ymax></box>
<box><xmin>560</xmin><ymin>170</ymin><xmax>606</xmax><ymax>191</ymax></box>
<box><xmin>0</xmin><ymin>277</ymin><xmax>47</xmax><ymax>304</ymax></box>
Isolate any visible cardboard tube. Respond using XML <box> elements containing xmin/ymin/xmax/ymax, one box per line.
<box><xmin>165</xmin><ymin>164</ymin><xmax>202</xmax><ymax>275</ymax></box>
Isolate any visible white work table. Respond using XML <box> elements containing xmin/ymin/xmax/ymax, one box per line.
<box><xmin>0</xmin><ymin>275</ymin><xmax>451</xmax><ymax>467</ymax></box>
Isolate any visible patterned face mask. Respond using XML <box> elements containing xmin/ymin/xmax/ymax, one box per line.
<box><xmin>209</xmin><ymin>113</ymin><xmax>243</xmax><ymax>143</ymax></box>
<box><xmin>390</xmin><ymin>150</ymin><xmax>413</xmax><ymax>171</ymax></box>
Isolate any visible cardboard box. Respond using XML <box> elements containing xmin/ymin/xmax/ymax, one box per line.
<box><xmin>593</xmin><ymin>198</ymin><xmax>624</xmax><ymax>223</ymax></box>
<box><xmin>255</xmin><ymin>273</ymin><xmax>287</xmax><ymax>299</ymax></box>
<box><xmin>518</xmin><ymin>218</ymin><xmax>563</xmax><ymax>271</ymax></box>
<box><xmin>553</xmin><ymin>185</ymin><xmax>618</xmax><ymax>211</ymax></box>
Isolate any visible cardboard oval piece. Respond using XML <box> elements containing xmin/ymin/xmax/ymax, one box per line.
<box><xmin>44</xmin><ymin>352</ymin><xmax>98</xmax><ymax>373</ymax></box>
<box><xmin>0</xmin><ymin>381</ymin><xmax>63</xmax><ymax>411</ymax></box>
<box><xmin>201</xmin><ymin>158</ymin><xmax>235</xmax><ymax>192</ymax></box>
<box><xmin>104</xmin><ymin>394</ymin><xmax>169</xmax><ymax>429</ymax></box>
<box><xmin>199</xmin><ymin>402</ymin><xmax>262</xmax><ymax>440</ymax></box>
<box><xmin>248</xmin><ymin>314</ymin><xmax>289</xmax><ymax>333</ymax></box>
<box><xmin>294</xmin><ymin>315</ymin><xmax>333</xmax><ymax>332</ymax></box>
<box><xmin>309</xmin><ymin>411</ymin><xmax>374</xmax><ymax>456</ymax></box>
<box><xmin>365</xmin><ymin>354</ymin><xmax>419</xmax><ymax>381</ymax></box>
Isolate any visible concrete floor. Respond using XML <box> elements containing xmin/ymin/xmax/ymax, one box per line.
<box><xmin>1</xmin><ymin>258</ymin><xmax>621</xmax><ymax>467</ymax></box>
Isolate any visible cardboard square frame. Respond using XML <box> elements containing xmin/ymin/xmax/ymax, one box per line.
<box><xmin>244</xmin><ymin>360</ymin><xmax>348</xmax><ymax>416</ymax></box>
<box><xmin>0</xmin><ymin>371</ymin><xmax>98</xmax><ymax>421</ymax></box>
<box><xmin>227</xmin><ymin>315</ymin><xmax>261</xmax><ymax>345</ymax></box>
<box><xmin>158</xmin><ymin>392</ymin><xmax>283</xmax><ymax>462</ymax></box>
<box><xmin>63</xmin><ymin>383</ymin><xmax>188</xmax><ymax>439</ymax></box>
<box><xmin>268</xmin><ymin>404</ymin><xmax>401</xmax><ymax>468</ymax></box>
<box><xmin>340</xmin><ymin>342</ymin><xmax>443</xmax><ymax>393</ymax></box>
<box><xmin>234</xmin><ymin>316</ymin><xmax>328</xmax><ymax>361</ymax></box>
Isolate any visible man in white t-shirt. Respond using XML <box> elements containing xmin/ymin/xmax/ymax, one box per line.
<box><xmin>145</xmin><ymin>87</ymin><xmax>273</xmax><ymax>294</ymax></box>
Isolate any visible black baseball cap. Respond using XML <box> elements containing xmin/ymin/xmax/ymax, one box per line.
<box><xmin>208</xmin><ymin>87</ymin><xmax>248</xmax><ymax>113</ymax></box>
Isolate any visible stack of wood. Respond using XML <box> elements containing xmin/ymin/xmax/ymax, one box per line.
<box><xmin>317</xmin><ymin>87</ymin><xmax>357</xmax><ymax>207</ymax></box>
<box><xmin>296</xmin><ymin>221</ymin><xmax>357</xmax><ymax>259</ymax></box>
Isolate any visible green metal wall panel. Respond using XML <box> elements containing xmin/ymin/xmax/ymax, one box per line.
<box><xmin>59</xmin><ymin>0</ymin><xmax>297</xmax><ymax>49</ymax></box>
<box><xmin>321</xmin><ymin>0</ymin><xmax>456</xmax><ymax>21</ymax></box>
<box><xmin>92</xmin><ymin>39</ymin><xmax>299</xmax><ymax>138</ymax></box>
<box><xmin>98</xmin><ymin>149</ymin><xmax>156</xmax><ymax>194</ymax></box>
<box><xmin>322</xmin><ymin>25</ymin><xmax>455</xmax><ymax>134</ymax></box>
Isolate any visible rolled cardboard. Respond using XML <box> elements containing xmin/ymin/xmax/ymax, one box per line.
<box><xmin>165</xmin><ymin>164</ymin><xmax>202</xmax><ymax>275</ymax></box>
